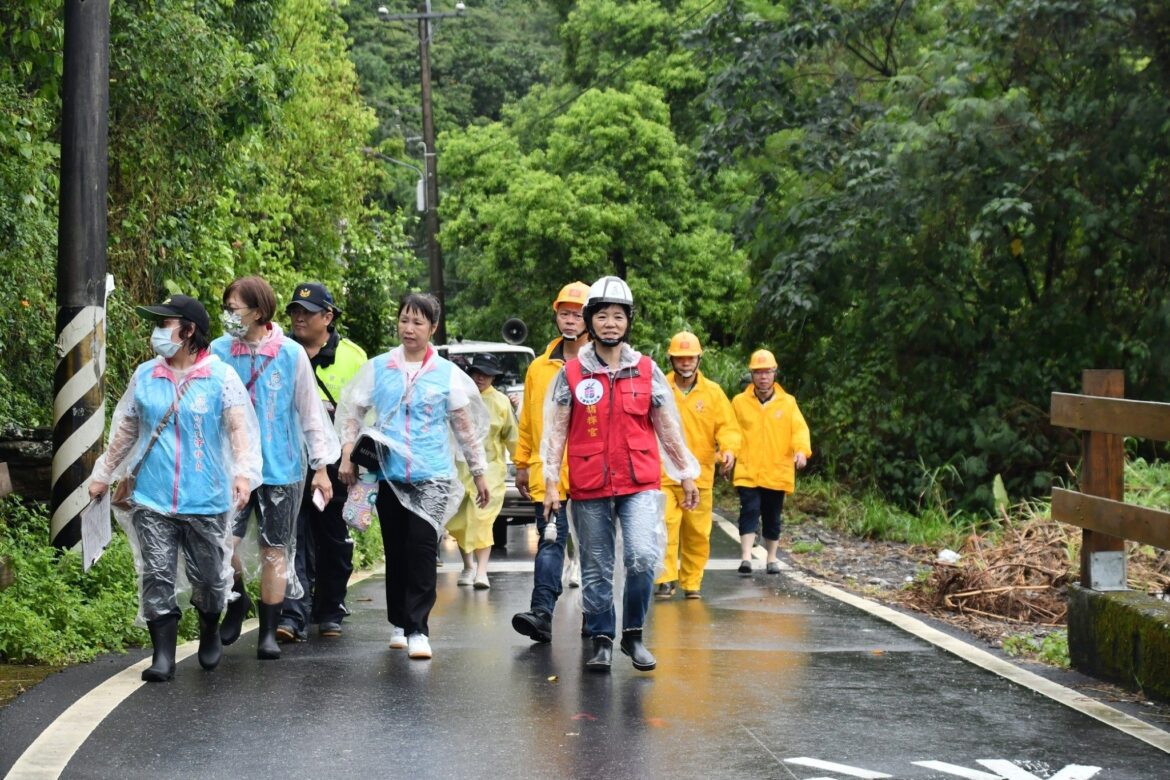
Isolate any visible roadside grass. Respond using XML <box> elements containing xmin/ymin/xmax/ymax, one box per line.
<box><xmin>0</xmin><ymin>495</ymin><xmax>386</xmax><ymax>675</ymax></box>
<box><xmin>1002</xmin><ymin>630</ymin><xmax>1071</xmax><ymax>668</ymax></box>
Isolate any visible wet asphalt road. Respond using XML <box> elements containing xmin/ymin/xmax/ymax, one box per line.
<box><xmin>1</xmin><ymin>524</ymin><xmax>1167</xmax><ymax>779</ymax></box>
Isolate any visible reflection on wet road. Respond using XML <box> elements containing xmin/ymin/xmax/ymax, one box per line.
<box><xmin>1</xmin><ymin>524</ymin><xmax>1166</xmax><ymax>779</ymax></box>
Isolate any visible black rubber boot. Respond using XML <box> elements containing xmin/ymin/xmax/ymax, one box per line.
<box><xmin>142</xmin><ymin>614</ymin><xmax>179</xmax><ymax>682</ymax></box>
<box><xmin>511</xmin><ymin>611</ymin><xmax>552</xmax><ymax>643</ymax></box>
<box><xmin>585</xmin><ymin>636</ymin><xmax>613</xmax><ymax>672</ymax></box>
<box><xmin>197</xmin><ymin>609</ymin><xmax>223</xmax><ymax>671</ymax></box>
<box><xmin>256</xmin><ymin>602</ymin><xmax>282</xmax><ymax>660</ymax></box>
<box><xmin>219</xmin><ymin>578</ymin><xmax>251</xmax><ymax>646</ymax></box>
<box><xmin>620</xmin><ymin>629</ymin><xmax>657</xmax><ymax>671</ymax></box>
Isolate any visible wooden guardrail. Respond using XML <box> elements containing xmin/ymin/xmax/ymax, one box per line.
<box><xmin>1050</xmin><ymin>369</ymin><xmax>1170</xmax><ymax>590</ymax></box>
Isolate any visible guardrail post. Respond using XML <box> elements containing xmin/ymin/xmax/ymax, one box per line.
<box><xmin>1080</xmin><ymin>369</ymin><xmax>1126</xmax><ymax>590</ymax></box>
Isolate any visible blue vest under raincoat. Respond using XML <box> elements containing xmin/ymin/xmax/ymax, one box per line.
<box><xmin>132</xmin><ymin>358</ymin><xmax>232</xmax><ymax>516</ymax></box>
<box><xmin>371</xmin><ymin>353</ymin><xmax>456</xmax><ymax>483</ymax></box>
<box><xmin>211</xmin><ymin>332</ymin><xmax>305</xmax><ymax>485</ymax></box>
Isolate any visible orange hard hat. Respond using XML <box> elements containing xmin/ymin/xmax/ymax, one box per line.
<box><xmin>668</xmin><ymin>331</ymin><xmax>703</xmax><ymax>357</ymax></box>
<box><xmin>552</xmin><ymin>281</ymin><xmax>589</xmax><ymax>311</ymax></box>
<box><xmin>748</xmin><ymin>349</ymin><xmax>778</xmax><ymax>370</ymax></box>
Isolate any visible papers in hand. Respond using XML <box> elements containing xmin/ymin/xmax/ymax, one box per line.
<box><xmin>82</xmin><ymin>492</ymin><xmax>112</xmax><ymax>571</ymax></box>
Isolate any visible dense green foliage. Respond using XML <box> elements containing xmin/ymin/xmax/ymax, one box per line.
<box><xmin>4</xmin><ymin>0</ymin><xmax>1170</xmax><ymax>513</ymax></box>
<box><xmin>0</xmin><ymin>0</ymin><xmax>418</xmax><ymax>424</ymax></box>
<box><xmin>690</xmin><ymin>0</ymin><xmax>1170</xmax><ymax>507</ymax></box>
<box><xmin>0</xmin><ymin>498</ymin><xmax>146</xmax><ymax>664</ymax></box>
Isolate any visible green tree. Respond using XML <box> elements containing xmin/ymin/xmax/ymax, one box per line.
<box><xmin>441</xmin><ymin>83</ymin><xmax>748</xmax><ymax>349</ymax></box>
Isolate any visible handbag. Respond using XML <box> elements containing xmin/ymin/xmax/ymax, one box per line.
<box><xmin>111</xmin><ymin>381</ymin><xmax>193</xmax><ymax>511</ymax></box>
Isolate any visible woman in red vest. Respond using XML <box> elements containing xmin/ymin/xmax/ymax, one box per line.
<box><xmin>541</xmin><ymin>276</ymin><xmax>700</xmax><ymax>673</ymax></box>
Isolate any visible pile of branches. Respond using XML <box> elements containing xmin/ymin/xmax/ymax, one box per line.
<box><xmin>908</xmin><ymin>521</ymin><xmax>1074</xmax><ymax>626</ymax></box>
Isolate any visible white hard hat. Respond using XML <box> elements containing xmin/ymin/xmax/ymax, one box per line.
<box><xmin>585</xmin><ymin>276</ymin><xmax>633</xmax><ymax>308</ymax></box>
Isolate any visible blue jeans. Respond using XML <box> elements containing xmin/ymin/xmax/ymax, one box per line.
<box><xmin>530</xmin><ymin>501</ymin><xmax>569</xmax><ymax>617</ymax></box>
<box><xmin>574</xmin><ymin>492</ymin><xmax>664</xmax><ymax>639</ymax></box>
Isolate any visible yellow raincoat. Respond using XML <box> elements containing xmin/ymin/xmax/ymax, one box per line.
<box><xmin>731</xmin><ymin>382</ymin><xmax>811</xmax><ymax>493</ymax></box>
<box><xmin>450</xmin><ymin>385</ymin><xmax>518</xmax><ymax>552</ymax></box>
<box><xmin>657</xmin><ymin>370</ymin><xmax>742</xmax><ymax>591</ymax></box>
<box><xmin>514</xmin><ymin>338</ymin><xmax>571</xmax><ymax>502</ymax></box>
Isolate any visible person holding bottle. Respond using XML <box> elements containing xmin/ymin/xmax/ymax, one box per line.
<box><xmin>335</xmin><ymin>292</ymin><xmax>490</xmax><ymax>660</ymax></box>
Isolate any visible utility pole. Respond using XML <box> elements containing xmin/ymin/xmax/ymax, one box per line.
<box><xmin>379</xmin><ymin>1</ymin><xmax>465</xmax><ymax>344</ymax></box>
<box><xmin>418</xmin><ymin>2</ymin><xmax>444</xmax><ymax>343</ymax></box>
<box><xmin>52</xmin><ymin>0</ymin><xmax>109</xmax><ymax>549</ymax></box>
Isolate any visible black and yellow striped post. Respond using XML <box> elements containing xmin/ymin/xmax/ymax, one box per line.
<box><xmin>51</xmin><ymin>0</ymin><xmax>110</xmax><ymax>549</ymax></box>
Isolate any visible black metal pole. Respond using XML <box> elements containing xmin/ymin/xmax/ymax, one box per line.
<box><xmin>52</xmin><ymin>0</ymin><xmax>109</xmax><ymax>549</ymax></box>
<box><xmin>418</xmin><ymin>1</ymin><xmax>446</xmax><ymax>344</ymax></box>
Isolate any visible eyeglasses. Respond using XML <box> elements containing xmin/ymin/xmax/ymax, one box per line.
<box><xmin>223</xmin><ymin>305</ymin><xmax>252</xmax><ymax>314</ymax></box>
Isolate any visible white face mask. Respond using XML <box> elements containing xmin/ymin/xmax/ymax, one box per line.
<box><xmin>221</xmin><ymin>310</ymin><xmax>247</xmax><ymax>338</ymax></box>
<box><xmin>151</xmin><ymin>326</ymin><xmax>181</xmax><ymax>359</ymax></box>
<box><xmin>676</xmin><ymin>368</ymin><xmax>696</xmax><ymax>379</ymax></box>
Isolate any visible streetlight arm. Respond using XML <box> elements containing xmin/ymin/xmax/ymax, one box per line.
<box><xmin>362</xmin><ymin>147</ymin><xmax>424</xmax><ymax>179</ymax></box>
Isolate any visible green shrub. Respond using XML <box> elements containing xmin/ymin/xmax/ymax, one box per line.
<box><xmin>0</xmin><ymin>498</ymin><xmax>147</xmax><ymax>664</ymax></box>
<box><xmin>1003</xmin><ymin>630</ymin><xmax>1070</xmax><ymax>669</ymax></box>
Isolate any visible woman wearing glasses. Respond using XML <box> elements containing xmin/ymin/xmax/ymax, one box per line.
<box><xmin>211</xmin><ymin>276</ymin><xmax>340</xmax><ymax>659</ymax></box>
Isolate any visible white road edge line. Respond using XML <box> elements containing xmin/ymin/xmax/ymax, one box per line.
<box><xmin>5</xmin><ymin>564</ymin><xmax>385</xmax><ymax>779</ymax></box>
<box><xmin>713</xmin><ymin>515</ymin><xmax>1170</xmax><ymax>756</ymax></box>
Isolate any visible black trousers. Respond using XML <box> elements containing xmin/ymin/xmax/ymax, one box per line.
<box><xmin>281</xmin><ymin>464</ymin><xmax>354</xmax><ymax>630</ymax></box>
<box><xmin>377</xmin><ymin>483</ymin><xmax>439</xmax><ymax>636</ymax></box>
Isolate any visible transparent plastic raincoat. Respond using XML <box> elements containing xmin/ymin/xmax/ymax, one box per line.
<box><xmin>541</xmin><ymin>343</ymin><xmax>699</xmax><ymax>577</ymax></box>
<box><xmin>335</xmin><ymin>345</ymin><xmax>489</xmax><ymax>536</ymax></box>
<box><xmin>210</xmin><ymin>323</ymin><xmax>340</xmax><ymax>598</ymax></box>
<box><xmin>91</xmin><ymin>353</ymin><xmax>262</xmax><ymax>623</ymax></box>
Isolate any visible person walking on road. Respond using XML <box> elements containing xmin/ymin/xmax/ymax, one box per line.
<box><xmin>88</xmin><ymin>295</ymin><xmax>262</xmax><ymax>682</ymax></box>
<box><xmin>655</xmin><ymin>332</ymin><xmax>741</xmax><ymax>600</ymax></box>
<box><xmin>448</xmin><ymin>353</ymin><xmax>518</xmax><ymax>590</ymax></box>
<box><xmin>731</xmin><ymin>349</ymin><xmax>811</xmax><ymax>575</ymax></box>
<box><xmin>212</xmin><ymin>276</ymin><xmax>340</xmax><ymax>660</ymax></box>
<box><xmin>278</xmin><ymin>282</ymin><xmax>367</xmax><ymax>641</ymax></box>
<box><xmin>541</xmin><ymin>276</ymin><xmax>700</xmax><ymax>672</ymax></box>
<box><xmin>511</xmin><ymin>281</ymin><xmax>590</xmax><ymax>643</ymax></box>
<box><xmin>335</xmin><ymin>293</ymin><xmax>490</xmax><ymax>660</ymax></box>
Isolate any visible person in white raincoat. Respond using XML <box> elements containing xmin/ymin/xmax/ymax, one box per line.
<box><xmin>336</xmin><ymin>293</ymin><xmax>490</xmax><ymax>660</ymax></box>
<box><xmin>89</xmin><ymin>295</ymin><xmax>262</xmax><ymax>682</ymax></box>
<box><xmin>541</xmin><ymin>277</ymin><xmax>700</xmax><ymax>673</ymax></box>
<box><xmin>212</xmin><ymin>276</ymin><xmax>340</xmax><ymax>660</ymax></box>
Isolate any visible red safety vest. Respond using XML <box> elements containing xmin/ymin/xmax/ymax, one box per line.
<box><xmin>564</xmin><ymin>355</ymin><xmax>660</xmax><ymax>500</ymax></box>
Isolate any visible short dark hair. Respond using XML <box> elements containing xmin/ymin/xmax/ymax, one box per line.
<box><xmin>179</xmin><ymin>319</ymin><xmax>210</xmax><ymax>354</ymax></box>
<box><xmin>224</xmin><ymin>276</ymin><xmax>277</xmax><ymax>325</ymax></box>
<box><xmin>397</xmin><ymin>292</ymin><xmax>441</xmax><ymax>326</ymax></box>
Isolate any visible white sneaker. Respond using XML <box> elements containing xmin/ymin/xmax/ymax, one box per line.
<box><xmin>567</xmin><ymin>559</ymin><xmax>581</xmax><ymax>588</ymax></box>
<box><xmin>389</xmin><ymin>626</ymin><xmax>407</xmax><ymax>649</ymax></box>
<box><xmin>457</xmin><ymin>568</ymin><xmax>475</xmax><ymax>586</ymax></box>
<box><xmin>473</xmin><ymin>573</ymin><xmax>490</xmax><ymax>590</ymax></box>
<box><xmin>407</xmin><ymin>632</ymin><xmax>432</xmax><ymax>659</ymax></box>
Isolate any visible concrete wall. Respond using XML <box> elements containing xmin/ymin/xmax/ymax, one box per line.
<box><xmin>1068</xmin><ymin>583</ymin><xmax>1170</xmax><ymax>702</ymax></box>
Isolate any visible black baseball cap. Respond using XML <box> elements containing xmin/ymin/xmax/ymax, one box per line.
<box><xmin>467</xmin><ymin>353</ymin><xmax>503</xmax><ymax>376</ymax></box>
<box><xmin>135</xmin><ymin>294</ymin><xmax>210</xmax><ymax>338</ymax></box>
<box><xmin>286</xmin><ymin>282</ymin><xmax>341</xmax><ymax>315</ymax></box>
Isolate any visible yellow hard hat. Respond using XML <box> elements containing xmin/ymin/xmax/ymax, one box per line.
<box><xmin>748</xmin><ymin>349</ymin><xmax>778</xmax><ymax>370</ymax></box>
<box><xmin>668</xmin><ymin>331</ymin><xmax>703</xmax><ymax>357</ymax></box>
<box><xmin>552</xmin><ymin>281</ymin><xmax>589</xmax><ymax>311</ymax></box>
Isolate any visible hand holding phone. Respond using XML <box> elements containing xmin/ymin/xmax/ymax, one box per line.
<box><xmin>312</xmin><ymin>488</ymin><xmax>327</xmax><ymax>511</ymax></box>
